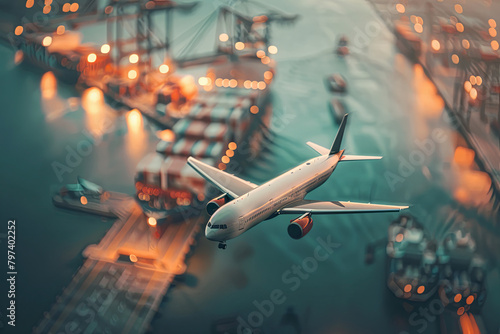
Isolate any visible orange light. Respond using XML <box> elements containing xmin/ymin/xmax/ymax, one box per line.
<box><xmin>221</xmin><ymin>156</ymin><xmax>230</xmax><ymax>164</ymax></box>
<box><xmin>14</xmin><ymin>26</ymin><xmax>23</xmax><ymax>36</ymax></box>
<box><xmin>42</xmin><ymin>36</ymin><xmax>52</xmax><ymax>47</ymax></box>
<box><xmin>128</xmin><ymin>69</ymin><xmax>138</xmax><ymax>80</ymax></box>
<box><xmin>489</xmin><ymin>19</ymin><xmax>497</xmax><ymax>28</ymax></box>
<box><xmin>462</xmin><ymin>39</ymin><xmax>470</xmax><ymax>49</ymax></box>
<box><xmin>395</xmin><ymin>233</ymin><xmax>404</xmax><ymax>242</ymax></box>
<box><xmin>215</xmin><ymin>78</ymin><xmax>223</xmax><ymax>87</ymax></box>
<box><xmin>70</xmin><ymin>2</ymin><xmax>79</xmax><ymax>12</ymax></box>
<box><xmin>87</xmin><ymin>53</ymin><xmax>97</xmax><ymax>63</ymax></box>
<box><xmin>26</xmin><ymin>0</ymin><xmax>34</xmax><ymax>8</ymax></box>
<box><xmin>464</xmin><ymin>81</ymin><xmax>472</xmax><ymax>92</ymax></box>
<box><xmin>104</xmin><ymin>5</ymin><xmax>113</xmax><ymax>14</ymax></box>
<box><xmin>476</xmin><ymin>76</ymin><xmax>482</xmax><ymax>85</ymax></box>
<box><xmin>228</xmin><ymin>142</ymin><xmax>237</xmax><ymax>150</ymax></box>
<box><xmin>56</xmin><ymin>25</ymin><xmax>65</xmax><ymax>35</ymax></box>
<box><xmin>491</xmin><ymin>40</ymin><xmax>499</xmax><ymax>50</ymax></box>
<box><xmin>62</xmin><ymin>3</ymin><xmax>70</xmax><ymax>12</ymax></box>
<box><xmin>43</xmin><ymin>5</ymin><xmax>51</xmax><ymax>14</ymax></box>
<box><xmin>451</xmin><ymin>54</ymin><xmax>460</xmax><ymax>64</ymax></box>
<box><xmin>261</xmin><ymin>56</ymin><xmax>271</xmax><ymax>65</ymax></box>
<box><xmin>251</xmin><ymin>81</ymin><xmax>259</xmax><ymax>89</ymax></box>
<box><xmin>258</xmin><ymin>81</ymin><xmax>267</xmax><ymax>90</ymax></box>
<box><xmin>454</xmin><ymin>4</ymin><xmax>463</xmax><ymax>14</ymax></box>
<box><xmin>256</xmin><ymin>50</ymin><xmax>266</xmax><ymax>58</ymax></box>
<box><xmin>219</xmin><ymin>33</ymin><xmax>229</xmax><ymax>42</ymax></box>
<box><xmin>431</xmin><ymin>39</ymin><xmax>440</xmax><ymax>51</ymax></box>
<box><xmin>222</xmin><ymin>78</ymin><xmax>229</xmax><ymax>87</ymax></box>
<box><xmin>243</xmin><ymin>80</ymin><xmax>251</xmax><ymax>89</ymax></box>
<box><xmin>469</xmin><ymin>76</ymin><xmax>476</xmax><ymax>85</ymax></box>
<box><xmin>457</xmin><ymin>307</ymin><xmax>465</xmax><ymax>316</ymax></box>
<box><xmin>45</xmin><ymin>0</ymin><xmax>52</xmax><ymax>5</ymax></box>
<box><xmin>396</xmin><ymin>3</ymin><xmax>405</xmax><ymax>14</ymax></box>
<box><xmin>101</xmin><ymin>44</ymin><xmax>110</xmax><ymax>54</ymax></box>
<box><xmin>466</xmin><ymin>295</ymin><xmax>474</xmax><ymax>305</ymax></box>
<box><xmin>454</xmin><ymin>293</ymin><xmax>462</xmax><ymax>303</ymax></box>
<box><xmin>268</xmin><ymin>45</ymin><xmax>278</xmax><ymax>54</ymax></box>
<box><xmin>129</xmin><ymin>53</ymin><xmax>139</xmax><ymax>63</ymax></box>
<box><xmin>129</xmin><ymin>254</ymin><xmax>138</xmax><ymax>262</ymax></box>
<box><xmin>489</xmin><ymin>28</ymin><xmax>497</xmax><ymax>37</ymax></box>
<box><xmin>80</xmin><ymin>196</ymin><xmax>88</xmax><ymax>205</ymax></box>
<box><xmin>264</xmin><ymin>71</ymin><xmax>273</xmax><ymax>80</ymax></box>
<box><xmin>226</xmin><ymin>149</ymin><xmax>234</xmax><ymax>157</ymax></box>
<box><xmin>414</xmin><ymin>23</ymin><xmax>423</xmax><ymax>33</ymax></box>
<box><xmin>250</xmin><ymin>105</ymin><xmax>259</xmax><ymax>114</ymax></box>
<box><xmin>417</xmin><ymin>286</ymin><xmax>425</xmax><ymax>294</ymax></box>
<box><xmin>235</xmin><ymin>42</ymin><xmax>245</xmax><ymax>50</ymax></box>
<box><xmin>456</xmin><ymin>22</ymin><xmax>464</xmax><ymax>32</ymax></box>
<box><xmin>158</xmin><ymin>129</ymin><xmax>175</xmax><ymax>142</ymax></box>
<box><xmin>404</xmin><ymin>284</ymin><xmax>412</xmax><ymax>293</ymax></box>
<box><xmin>218</xmin><ymin>163</ymin><xmax>226</xmax><ymax>170</ymax></box>
<box><xmin>147</xmin><ymin>217</ymin><xmax>157</xmax><ymax>227</ymax></box>
<box><xmin>228</xmin><ymin>79</ymin><xmax>237</xmax><ymax>88</ymax></box>
<box><xmin>159</xmin><ymin>64</ymin><xmax>169</xmax><ymax>73</ymax></box>
<box><xmin>470</xmin><ymin>87</ymin><xmax>477</xmax><ymax>99</ymax></box>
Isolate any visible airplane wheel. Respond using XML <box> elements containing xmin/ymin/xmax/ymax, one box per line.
<box><xmin>218</xmin><ymin>242</ymin><xmax>227</xmax><ymax>250</ymax></box>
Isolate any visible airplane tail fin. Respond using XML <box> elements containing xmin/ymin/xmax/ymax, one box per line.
<box><xmin>330</xmin><ymin>113</ymin><xmax>348</xmax><ymax>155</ymax></box>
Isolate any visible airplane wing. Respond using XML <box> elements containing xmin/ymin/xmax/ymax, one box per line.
<box><xmin>279</xmin><ymin>199</ymin><xmax>408</xmax><ymax>214</ymax></box>
<box><xmin>187</xmin><ymin>157</ymin><xmax>257</xmax><ymax>199</ymax></box>
<box><xmin>306</xmin><ymin>142</ymin><xmax>382</xmax><ymax>161</ymax></box>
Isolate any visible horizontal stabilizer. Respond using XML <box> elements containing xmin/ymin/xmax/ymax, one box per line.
<box><xmin>340</xmin><ymin>155</ymin><xmax>382</xmax><ymax>161</ymax></box>
<box><xmin>306</xmin><ymin>141</ymin><xmax>329</xmax><ymax>155</ymax></box>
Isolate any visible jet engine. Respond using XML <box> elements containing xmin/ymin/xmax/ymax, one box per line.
<box><xmin>287</xmin><ymin>213</ymin><xmax>313</xmax><ymax>239</ymax></box>
<box><xmin>206</xmin><ymin>193</ymin><xmax>229</xmax><ymax>216</ymax></box>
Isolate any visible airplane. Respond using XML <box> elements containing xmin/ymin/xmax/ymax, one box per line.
<box><xmin>187</xmin><ymin>114</ymin><xmax>409</xmax><ymax>249</ymax></box>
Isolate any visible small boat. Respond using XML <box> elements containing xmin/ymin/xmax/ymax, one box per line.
<box><xmin>325</xmin><ymin>73</ymin><xmax>347</xmax><ymax>93</ymax></box>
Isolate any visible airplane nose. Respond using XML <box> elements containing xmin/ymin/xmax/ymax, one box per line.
<box><xmin>205</xmin><ymin>223</ymin><xmax>216</xmax><ymax>241</ymax></box>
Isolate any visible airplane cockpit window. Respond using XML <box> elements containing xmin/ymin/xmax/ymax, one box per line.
<box><xmin>208</xmin><ymin>224</ymin><xmax>227</xmax><ymax>229</ymax></box>
<box><xmin>208</xmin><ymin>222</ymin><xmax>212</xmax><ymax>228</ymax></box>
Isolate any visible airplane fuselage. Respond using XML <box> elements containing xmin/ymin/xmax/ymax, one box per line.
<box><xmin>205</xmin><ymin>152</ymin><xmax>342</xmax><ymax>241</ymax></box>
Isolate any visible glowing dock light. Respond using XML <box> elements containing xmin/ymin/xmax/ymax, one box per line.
<box><xmin>457</xmin><ymin>307</ymin><xmax>464</xmax><ymax>316</ymax></box>
<box><xmin>489</xmin><ymin>28</ymin><xmax>497</xmax><ymax>37</ymax></box>
<box><xmin>461</xmin><ymin>39</ymin><xmax>470</xmax><ymax>49</ymax></box>
<box><xmin>235</xmin><ymin>42</ymin><xmax>245</xmax><ymax>50</ymax></box>
<box><xmin>256</xmin><ymin>50</ymin><xmax>266</xmax><ymax>58</ymax></box>
<box><xmin>26</xmin><ymin>0</ymin><xmax>34</xmax><ymax>8</ymax></box>
<box><xmin>476</xmin><ymin>76</ymin><xmax>482</xmax><ymax>86</ymax></box>
<box><xmin>414</xmin><ymin>23</ymin><xmax>423</xmax><ymax>34</ymax></box>
<box><xmin>491</xmin><ymin>40</ymin><xmax>499</xmax><ymax>51</ymax></box>
<box><xmin>218</xmin><ymin>163</ymin><xmax>226</xmax><ymax>170</ymax></box>
<box><xmin>243</xmin><ymin>80</ymin><xmax>251</xmax><ymax>89</ymax></box>
<box><xmin>159</xmin><ymin>64</ymin><xmax>169</xmax><ymax>73</ymax></box>
<box><xmin>466</xmin><ymin>295</ymin><xmax>474</xmax><ymax>305</ymax></box>
<box><xmin>489</xmin><ymin>19</ymin><xmax>497</xmax><ymax>28</ymax></box>
<box><xmin>470</xmin><ymin>88</ymin><xmax>477</xmax><ymax>100</ymax></box>
<box><xmin>451</xmin><ymin>54</ymin><xmax>460</xmax><ymax>64</ymax></box>
<box><xmin>84</xmin><ymin>87</ymin><xmax>103</xmax><ymax>103</ymax></box>
<box><xmin>215</xmin><ymin>78</ymin><xmax>223</xmax><ymax>87</ymax></box>
<box><xmin>87</xmin><ymin>53</ymin><xmax>97</xmax><ymax>63</ymax></box>
<box><xmin>417</xmin><ymin>286</ymin><xmax>425</xmax><ymax>294</ymax></box>
<box><xmin>404</xmin><ymin>284</ymin><xmax>412</xmax><ymax>293</ymax></box>
<box><xmin>198</xmin><ymin>76</ymin><xmax>208</xmax><ymax>85</ymax></box>
<box><xmin>431</xmin><ymin>39</ymin><xmax>440</xmax><ymax>51</ymax></box>
<box><xmin>261</xmin><ymin>56</ymin><xmax>271</xmax><ymax>65</ymax></box>
<box><xmin>229</xmin><ymin>79</ymin><xmax>237</xmax><ymax>88</ymax></box>
<box><xmin>105</xmin><ymin>5</ymin><xmax>113</xmax><ymax>14</ymax></box>
<box><xmin>454</xmin><ymin>4</ymin><xmax>463</xmax><ymax>14</ymax></box>
<box><xmin>148</xmin><ymin>217</ymin><xmax>157</xmax><ymax>227</ymax></box>
<box><xmin>219</xmin><ymin>33</ymin><xmax>229</xmax><ymax>42</ymax></box>
<box><xmin>70</xmin><ymin>2</ymin><xmax>79</xmax><ymax>12</ymax></box>
<box><xmin>129</xmin><ymin>54</ymin><xmax>139</xmax><ymax>63</ymax></box>
<box><xmin>228</xmin><ymin>142</ymin><xmax>237</xmax><ymax>150</ymax></box>
<box><xmin>395</xmin><ymin>233</ymin><xmax>404</xmax><ymax>242</ymax></box>
<box><xmin>469</xmin><ymin>76</ymin><xmax>476</xmax><ymax>85</ymax></box>
<box><xmin>221</xmin><ymin>156</ymin><xmax>230</xmax><ymax>164</ymax></box>
<box><xmin>14</xmin><ymin>26</ymin><xmax>23</xmax><ymax>36</ymax></box>
<box><xmin>56</xmin><ymin>25</ymin><xmax>65</xmax><ymax>35</ymax></box>
<box><xmin>129</xmin><ymin>254</ymin><xmax>138</xmax><ymax>263</ymax></box>
<box><xmin>456</xmin><ymin>22</ymin><xmax>464</xmax><ymax>32</ymax></box>
<box><xmin>101</xmin><ymin>44</ymin><xmax>110</xmax><ymax>54</ymax></box>
<box><xmin>396</xmin><ymin>3</ymin><xmax>405</xmax><ymax>13</ymax></box>
<box><xmin>250</xmin><ymin>105</ymin><xmax>259</xmax><ymax>114</ymax></box>
<box><xmin>43</xmin><ymin>5</ymin><xmax>51</xmax><ymax>14</ymax></box>
<box><xmin>80</xmin><ymin>196</ymin><xmax>88</xmax><ymax>205</ymax></box>
<box><xmin>258</xmin><ymin>81</ymin><xmax>266</xmax><ymax>90</ymax></box>
<box><xmin>454</xmin><ymin>294</ymin><xmax>462</xmax><ymax>303</ymax></box>
<box><xmin>226</xmin><ymin>149</ymin><xmax>234</xmax><ymax>157</ymax></box>
<box><xmin>128</xmin><ymin>69</ymin><xmax>138</xmax><ymax>80</ymax></box>
<box><xmin>268</xmin><ymin>45</ymin><xmax>278</xmax><ymax>54</ymax></box>
<box><xmin>464</xmin><ymin>81</ymin><xmax>472</xmax><ymax>92</ymax></box>
<box><xmin>42</xmin><ymin>36</ymin><xmax>52</xmax><ymax>47</ymax></box>
<box><xmin>62</xmin><ymin>3</ymin><xmax>70</xmax><ymax>12</ymax></box>
<box><xmin>264</xmin><ymin>71</ymin><xmax>273</xmax><ymax>80</ymax></box>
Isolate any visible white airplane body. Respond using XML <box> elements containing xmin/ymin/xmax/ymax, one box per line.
<box><xmin>188</xmin><ymin>114</ymin><xmax>408</xmax><ymax>249</ymax></box>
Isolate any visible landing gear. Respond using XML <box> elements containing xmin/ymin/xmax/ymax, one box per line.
<box><xmin>218</xmin><ymin>242</ymin><xmax>227</xmax><ymax>250</ymax></box>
